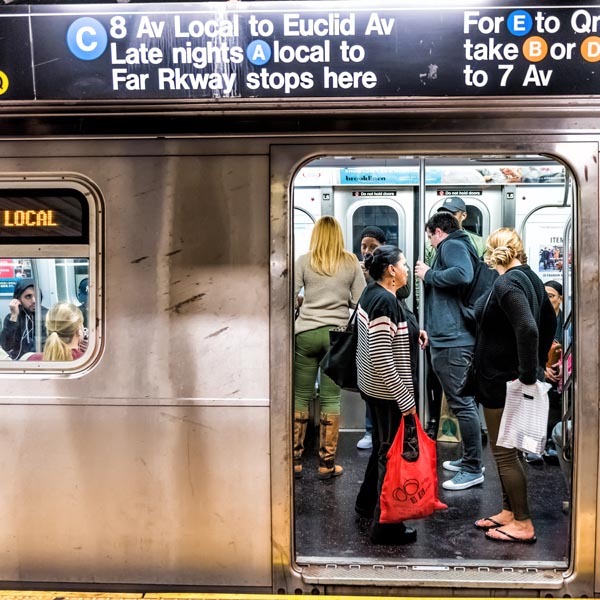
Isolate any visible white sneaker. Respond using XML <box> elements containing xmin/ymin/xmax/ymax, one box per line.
<box><xmin>357</xmin><ymin>432</ymin><xmax>372</xmax><ymax>449</ymax></box>
<box><xmin>443</xmin><ymin>458</ymin><xmax>485</xmax><ymax>473</ymax></box>
<box><xmin>442</xmin><ymin>470</ymin><xmax>485</xmax><ymax>491</ymax></box>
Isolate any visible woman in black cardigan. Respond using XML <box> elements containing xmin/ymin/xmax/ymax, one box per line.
<box><xmin>471</xmin><ymin>228</ymin><xmax>556</xmax><ymax>544</ymax></box>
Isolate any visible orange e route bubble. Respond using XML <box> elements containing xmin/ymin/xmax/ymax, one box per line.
<box><xmin>581</xmin><ymin>36</ymin><xmax>600</xmax><ymax>63</ymax></box>
<box><xmin>523</xmin><ymin>36</ymin><xmax>548</xmax><ymax>62</ymax></box>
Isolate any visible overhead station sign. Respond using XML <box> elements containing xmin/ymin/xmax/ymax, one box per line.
<box><xmin>2</xmin><ymin>3</ymin><xmax>600</xmax><ymax>100</ymax></box>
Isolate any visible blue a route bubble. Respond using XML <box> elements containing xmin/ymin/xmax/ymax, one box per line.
<box><xmin>507</xmin><ymin>10</ymin><xmax>533</xmax><ymax>37</ymax></box>
<box><xmin>246</xmin><ymin>40</ymin><xmax>272</xmax><ymax>66</ymax></box>
<box><xmin>66</xmin><ymin>17</ymin><xmax>108</xmax><ymax>60</ymax></box>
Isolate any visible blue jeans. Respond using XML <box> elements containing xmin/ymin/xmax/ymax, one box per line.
<box><xmin>431</xmin><ymin>345</ymin><xmax>483</xmax><ymax>474</ymax></box>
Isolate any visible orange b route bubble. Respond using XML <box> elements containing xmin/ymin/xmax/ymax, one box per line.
<box><xmin>522</xmin><ymin>36</ymin><xmax>548</xmax><ymax>62</ymax></box>
<box><xmin>581</xmin><ymin>36</ymin><xmax>600</xmax><ymax>62</ymax></box>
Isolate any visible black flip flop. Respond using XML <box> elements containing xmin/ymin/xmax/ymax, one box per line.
<box><xmin>474</xmin><ymin>517</ymin><xmax>503</xmax><ymax>531</ymax></box>
<box><xmin>485</xmin><ymin>528</ymin><xmax>537</xmax><ymax>544</ymax></box>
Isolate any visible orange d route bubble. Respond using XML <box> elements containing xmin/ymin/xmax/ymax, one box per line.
<box><xmin>523</xmin><ymin>36</ymin><xmax>548</xmax><ymax>62</ymax></box>
<box><xmin>581</xmin><ymin>36</ymin><xmax>600</xmax><ymax>62</ymax></box>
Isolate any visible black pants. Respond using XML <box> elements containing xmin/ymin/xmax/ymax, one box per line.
<box><xmin>426</xmin><ymin>345</ymin><xmax>443</xmax><ymax>425</ymax></box>
<box><xmin>355</xmin><ymin>396</ymin><xmax>405</xmax><ymax>525</ymax></box>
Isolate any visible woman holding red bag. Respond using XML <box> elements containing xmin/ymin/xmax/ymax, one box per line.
<box><xmin>354</xmin><ymin>245</ymin><xmax>427</xmax><ymax>545</ymax></box>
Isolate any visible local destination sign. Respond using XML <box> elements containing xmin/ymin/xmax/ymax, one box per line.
<box><xmin>1</xmin><ymin>3</ymin><xmax>600</xmax><ymax>101</ymax></box>
<box><xmin>0</xmin><ymin>191</ymin><xmax>88</xmax><ymax>244</ymax></box>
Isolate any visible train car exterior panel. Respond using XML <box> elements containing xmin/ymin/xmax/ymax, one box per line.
<box><xmin>0</xmin><ymin>125</ymin><xmax>591</xmax><ymax>595</ymax></box>
<box><xmin>0</xmin><ymin>404</ymin><xmax>271</xmax><ymax>586</ymax></box>
<box><xmin>0</xmin><ymin>149</ymin><xmax>271</xmax><ymax>400</ymax></box>
<box><xmin>0</xmin><ymin>145</ymin><xmax>273</xmax><ymax>587</ymax></box>
<box><xmin>0</xmin><ymin>109</ymin><xmax>595</xmax><ymax>596</ymax></box>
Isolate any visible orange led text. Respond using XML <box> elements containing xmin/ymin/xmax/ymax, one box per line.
<box><xmin>2</xmin><ymin>210</ymin><xmax>58</xmax><ymax>227</ymax></box>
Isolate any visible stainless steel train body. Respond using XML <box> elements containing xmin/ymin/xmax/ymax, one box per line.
<box><xmin>0</xmin><ymin>2</ymin><xmax>597</xmax><ymax>597</ymax></box>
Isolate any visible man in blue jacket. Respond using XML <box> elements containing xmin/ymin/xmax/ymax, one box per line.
<box><xmin>415</xmin><ymin>212</ymin><xmax>484</xmax><ymax>491</ymax></box>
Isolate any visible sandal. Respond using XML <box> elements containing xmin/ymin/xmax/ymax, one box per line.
<box><xmin>474</xmin><ymin>517</ymin><xmax>504</xmax><ymax>531</ymax></box>
<box><xmin>485</xmin><ymin>528</ymin><xmax>537</xmax><ymax>544</ymax></box>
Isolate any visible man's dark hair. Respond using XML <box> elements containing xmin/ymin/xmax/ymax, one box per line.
<box><xmin>425</xmin><ymin>211</ymin><xmax>460</xmax><ymax>235</ymax></box>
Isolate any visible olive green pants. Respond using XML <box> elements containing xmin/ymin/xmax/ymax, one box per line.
<box><xmin>294</xmin><ymin>326</ymin><xmax>341</xmax><ymax>414</ymax></box>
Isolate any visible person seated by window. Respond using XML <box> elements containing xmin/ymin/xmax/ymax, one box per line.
<box><xmin>543</xmin><ymin>280</ymin><xmax>564</xmax><ymax>462</ymax></box>
<box><xmin>0</xmin><ymin>279</ymin><xmax>47</xmax><ymax>360</ymax></box>
<box><xmin>26</xmin><ymin>302</ymin><xmax>86</xmax><ymax>361</ymax></box>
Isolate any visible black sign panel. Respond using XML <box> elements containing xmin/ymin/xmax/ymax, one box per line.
<box><xmin>2</xmin><ymin>3</ymin><xmax>600</xmax><ymax>100</ymax></box>
<box><xmin>0</xmin><ymin>10</ymin><xmax>35</xmax><ymax>101</ymax></box>
<box><xmin>0</xmin><ymin>190</ymin><xmax>89</xmax><ymax>244</ymax></box>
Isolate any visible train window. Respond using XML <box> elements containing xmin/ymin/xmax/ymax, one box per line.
<box><xmin>462</xmin><ymin>206</ymin><xmax>483</xmax><ymax>237</ymax></box>
<box><xmin>350</xmin><ymin>204</ymin><xmax>401</xmax><ymax>259</ymax></box>
<box><xmin>292</xmin><ymin>154</ymin><xmax>575</xmax><ymax>573</ymax></box>
<box><xmin>0</xmin><ymin>180</ymin><xmax>100</xmax><ymax>371</ymax></box>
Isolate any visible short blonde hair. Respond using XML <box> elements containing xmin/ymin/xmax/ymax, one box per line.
<box><xmin>485</xmin><ymin>228</ymin><xmax>525</xmax><ymax>269</ymax></box>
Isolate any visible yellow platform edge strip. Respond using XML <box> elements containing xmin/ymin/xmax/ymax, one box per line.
<box><xmin>0</xmin><ymin>596</ymin><xmax>558</xmax><ymax>600</ymax></box>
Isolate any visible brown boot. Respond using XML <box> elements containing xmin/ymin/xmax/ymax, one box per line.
<box><xmin>317</xmin><ymin>413</ymin><xmax>344</xmax><ymax>479</ymax></box>
<box><xmin>293</xmin><ymin>411</ymin><xmax>309</xmax><ymax>479</ymax></box>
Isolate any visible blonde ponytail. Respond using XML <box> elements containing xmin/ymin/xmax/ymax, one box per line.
<box><xmin>42</xmin><ymin>303</ymin><xmax>84</xmax><ymax>361</ymax></box>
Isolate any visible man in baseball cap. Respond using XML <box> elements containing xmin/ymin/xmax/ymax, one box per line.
<box><xmin>421</xmin><ymin>196</ymin><xmax>487</xmax><ymax>447</ymax></box>
<box><xmin>439</xmin><ymin>196</ymin><xmax>468</xmax><ymax>214</ymax></box>
<box><xmin>425</xmin><ymin>197</ymin><xmax>485</xmax><ymax>264</ymax></box>
<box><xmin>437</xmin><ymin>196</ymin><xmax>485</xmax><ymax>258</ymax></box>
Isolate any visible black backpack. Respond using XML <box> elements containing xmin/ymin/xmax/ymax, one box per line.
<box><xmin>459</xmin><ymin>242</ymin><xmax>498</xmax><ymax>333</ymax></box>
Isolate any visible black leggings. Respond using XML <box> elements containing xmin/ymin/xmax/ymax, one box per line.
<box><xmin>484</xmin><ymin>407</ymin><xmax>531</xmax><ymax>521</ymax></box>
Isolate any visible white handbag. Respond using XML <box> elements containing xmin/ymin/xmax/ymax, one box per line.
<box><xmin>497</xmin><ymin>379</ymin><xmax>551</xmax><ymax>454</ymax></box>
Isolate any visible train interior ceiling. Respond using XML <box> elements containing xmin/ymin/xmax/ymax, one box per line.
<box><xmin>292</xmin><ymin>154</ymin><xmax>574</xmax><ymax>575</ymax></box>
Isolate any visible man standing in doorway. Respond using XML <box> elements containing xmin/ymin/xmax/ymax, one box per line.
<box><xmin>415</xmin><ymin>212</ymin><xmax>484</xmax><ymax>491</ymax></box>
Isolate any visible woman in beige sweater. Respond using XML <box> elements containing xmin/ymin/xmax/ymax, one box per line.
<box><xmin>293</xmin><ymin>216</ymin><xmax>366</xmax><ymax>480</ymax></box>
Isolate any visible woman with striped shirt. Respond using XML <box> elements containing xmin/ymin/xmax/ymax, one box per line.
<box><xmin>355</xmin><ymin>245</ymin><xmax>427</xmax><ymax>545</ymax></box>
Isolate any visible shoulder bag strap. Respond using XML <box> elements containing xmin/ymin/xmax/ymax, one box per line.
<box><xmin>474</xmin><ymin>289</ymin><xmax>494</xmax><ymax>346</ymax></box>
<box><xmin>347</xmin><ymin>287</ymin><xmax>367</xmax><ymax>328</ymax></box>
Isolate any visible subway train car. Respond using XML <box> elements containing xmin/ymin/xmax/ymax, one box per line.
<box><xmin>0</xmin><ymin>0</ymin><xmax>596</xmax><ymax>597</ymax></box>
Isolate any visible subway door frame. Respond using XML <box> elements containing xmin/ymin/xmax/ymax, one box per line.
<box><xmin>269</xmin><ymin>140</ymin><xmax>597</xmax><ymax>596</ymax></box>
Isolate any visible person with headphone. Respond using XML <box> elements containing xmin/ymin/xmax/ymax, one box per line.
<box><xmin>0</xmin><ymin>278</ymin><xmax>47</xmax><ymax>360</ymax></box>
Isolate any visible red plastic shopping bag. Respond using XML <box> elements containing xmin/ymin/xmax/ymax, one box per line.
<box><xmin>380</xmin><ymin>415</ymin><xmax>447</xmax><ymax>523</ymax></box>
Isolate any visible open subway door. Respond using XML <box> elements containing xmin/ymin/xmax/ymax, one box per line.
<box><xmin>280</xmin><ymin>147</ymin><xmax>592</xmax><ymax>595</ymax></box>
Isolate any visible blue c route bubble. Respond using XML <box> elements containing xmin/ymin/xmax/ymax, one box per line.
<box><xmin>507</xmin><ymin>10</ymin><xmax>533</xmax><ymax>37</ymax></box>
<box><xmin>246</xmin><ymin>40</ymin><xmax>271</xmax><ymax>66</ymax></box>
<box><xmin>67</xmin><ymin>17</ymin><xmax>108</xmax><ymax>60</ymax></box>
